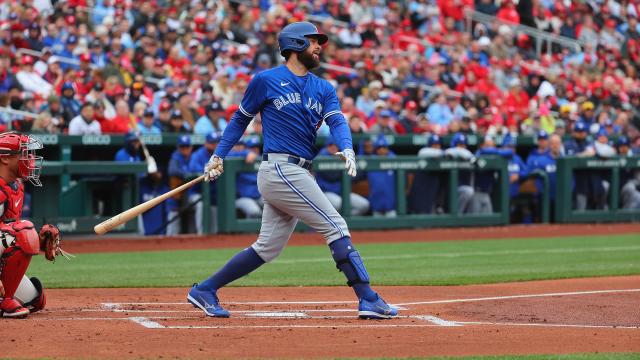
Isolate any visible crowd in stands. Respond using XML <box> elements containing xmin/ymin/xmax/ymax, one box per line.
<box><xmin>0</xmin><ymin>0</ymin><xmax>639</xmax><ymax>144</ymax></box>
<box><xmin>1</xmin><ymin>0</ymin><xmax>640</xmax><ymax>234</ymax></box>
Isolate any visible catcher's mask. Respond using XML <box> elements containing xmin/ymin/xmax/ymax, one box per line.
<box><xmin>0</xmin><ymin>132</ymin><xmax>43</xmax><ymax>186</ymax></box>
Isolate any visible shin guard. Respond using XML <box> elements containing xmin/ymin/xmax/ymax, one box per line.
<box><xmin>0</xmin><ymin>247</ymin><xmax>32</xmax><ymax>299</ymax></box>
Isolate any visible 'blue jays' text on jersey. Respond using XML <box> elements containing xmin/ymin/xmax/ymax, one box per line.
<box><xmin>227</xmin><ymin>149</ymin><xmax>261</xmax><ymax>199</ymax></box>
<box><xmin>526</xmin><ymin>149</ymin><xmax>557</xmax><ymax>200</ymax></box>
<box><xmin>214</xmin><ymin>65</ymin><xmax>352</xmax><ymax>160</ymax></box>
<box><xmin>188</xmin><ymin>146</ymin><xmax>217</xmax><ymax>204</ymax></box>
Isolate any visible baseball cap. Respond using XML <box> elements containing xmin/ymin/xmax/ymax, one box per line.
<box><xmin>80</xmin><ymin>53</ymin><xmax>91</xmax><ymax>62</ymax></box>
<box><xmin>451</xmin><ymin>133</ymin><xmax>467</xmax><ymax>147</ymax></box>
<box><xmin>177</xmin><ymin>135</ymin><xmax>191</xmax><ymax>147</ymax></box>
<box><xmin>374</xmin><ymin>135</ymin><xmax>389</xmax><ymax>148</ymax></box>
<box><xmin>66</xmin><ymin>35</ymin><xmax>78</xmax><ymax>45</ymax></box>
<box><xmin>205</xmin><ymin>132</ymin><xmax>220</xmax><ymax>143</ymax></box>
<box><xmin>208</xmin><ymin>101</ymin><xmax>223</xmax><ymax>113</ymax></box>
<box><xmin>574</xmin><ymin>121</ymin><xmax>587</xmax><ymax>132</ymax></box>
<box><xmin>124</xmin><ymin>132</ymin><xmax>139</xmax><ymax>143</ymax></box>
<box><xmin>427</xmin><ymin>134</ymin><xmax>442</xmax><ymax>146</ymax></box>
<box><xmin>159</xmin><ymin>101</ymin><xmax>171</xmax><ymax>111</ymax></box>
<box><xmin>143</xmin><ymin>108</ymin><xmax>154</xmax><ymax>117</ymax></box>
<box><xmin>596</xmin><ymin>128</ymin><xmax>609</xmax><ymax>138</ymax></box>
<box><xmin>537</xmin><ymin>130</ymin><xmax>549</xmax><ymax>140</ymax></box>
<box><xmin>171</xmin><ymin>110</ymin><xmax>182</xmax><ymax>119</ymax></box>
<box><xmin>405</xmin><ymin>100</ymin><xmax>417</xmax><ymax>110</ymax></box>
<box><xmin>374</xmin><ymin>100</ymin><xmax>387</xmax><ymax>108</ymax></box>
<box><xmin>188</xmin><ymin>39</ymin><xmax>200</xmax><ymax>48</ymax></box>
<box><xmin>617</xmin><ymin>136</ymin><xmax>630</xmax><ymax>147</ymax></box>
<box><xmin>380</xmin><ymin>109</ymin><xmax>393</xmax><ymax>118</ymax></box>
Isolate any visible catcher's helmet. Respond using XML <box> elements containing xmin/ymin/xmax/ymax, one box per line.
<box><xmin>278</xmin><ymin>21</ymin><xmax>328</xmax><ymax>56</ymax></box>
<box><xmin>0</xmin><ymin>132</ymin><xmax>43</xmax><ymax>186</ymax></box>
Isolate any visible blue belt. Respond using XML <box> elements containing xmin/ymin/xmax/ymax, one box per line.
<box><xmin>262</xmin><ymin>154</ymin><xmax>313</xmax><ymax>171</ymax></box>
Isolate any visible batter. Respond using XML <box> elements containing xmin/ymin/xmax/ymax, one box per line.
<box><xmin>188</xmin><ymin>21</ymin><xmax>397</xmax><ymax>319</ymax></box>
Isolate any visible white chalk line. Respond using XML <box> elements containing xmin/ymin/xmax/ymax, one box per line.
<box><xmin>394</xmin><ymin>288</ymin><xmax>640</xmax><ymax>306</ymax></box>
<box><xmin>102</xmin><ymin>300</ymin><xmax>358</xmax><ymax>306</ymax></box>
<box><xmin>456</xmin><ymin>321</ymin><xmax>640</xmax><ymax>330</ymax></box>
<box><xmin>87</xmin><ymin>308</ymin><xmax>359</xmax><ymax>314</ymax></box>
<box><xmin>274</xmin><ymin>245</ymin><xmax>640</xmax><ymax>264</ymax></box>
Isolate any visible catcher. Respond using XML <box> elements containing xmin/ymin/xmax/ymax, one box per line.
<box><xmin>0</xmin><ymin>132</ymin><xmax>68</xmax><ymax>318</ymax></box>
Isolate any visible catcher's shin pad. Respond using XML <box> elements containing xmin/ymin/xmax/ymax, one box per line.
<box><xmin>15</xmin><ymin>275</ymin><xmax>45</xmax><ymax>311</ymax></box>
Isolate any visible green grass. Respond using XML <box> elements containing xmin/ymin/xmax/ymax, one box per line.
<box><xmin>30</xmin><ymin>234</ymin><xmax>640</xmax><ymax>289</ymax></box>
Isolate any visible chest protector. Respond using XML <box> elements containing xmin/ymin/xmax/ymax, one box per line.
<box><xmin>0</xmin><ymin>178</ymin><xmax>24</xmax><ymax>221</ymax></box>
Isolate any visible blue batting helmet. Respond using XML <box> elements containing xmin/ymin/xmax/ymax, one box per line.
<box><xmin>278</xmin><ymin>21</ymin><xmax>328</xmax><ymax>56</ymax></box>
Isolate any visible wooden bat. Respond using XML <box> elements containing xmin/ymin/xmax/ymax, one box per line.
<box><xmin>94</xmin><ymin>175</ymin><xmax>205</xmax><ymax>235</ymax></box>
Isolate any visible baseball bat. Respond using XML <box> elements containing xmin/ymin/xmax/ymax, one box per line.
<box><xmin>94</xmin><ymin>174</ymin><xmax>205</xmax><ymax>235</ymax></box>
<box><xmin>129</xmin><ymin>116</ymin><xmax>158</xmax><ymax>173</ymax></box>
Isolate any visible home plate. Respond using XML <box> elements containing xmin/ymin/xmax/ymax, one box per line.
<box><xmin>245</xmin><ymin>312</ymin><xmax>308</xmax><ymax>318</ymax></box>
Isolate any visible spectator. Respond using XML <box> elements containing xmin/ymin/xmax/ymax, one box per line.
<box><xmin>60</xmin><ymin>82</ymin><xmax>82</xmax><ymax>124</ymax></box>
<box><xmin>16</xmin><ymin>56</ymin><xmax>53</xmax><ymax>98</ymax></box>
<box><xmin>102</xmin><ymin>99</ymin><xmax>133</xmax><ymax>134</ymax></box>
<box><xmin>427</xmin><ymin>92</ymin><xmax>454</xmax><ymax>132</ymax></box>
<box><xmin>369</xmin><ymin>109</ymin><xmax>397</xmax><ymax>134</ymax></box>
<box><xmin>31</xmin><ymin>112</ymin><xmax>59</xmax><ymax>134</ymax></box>
<box><xmin>166</xmin><ymin>135</ymin><xmax>194</xmax><ymax>235</ymax></box>
<box><xmin>367</xmin><ymin>136</ymin><xmax>396</xmax><ymax>217</ymax></box>
<box><xmin>138</xmin><ymin>109</ymin><xmax>161</xmax><ymax>135</ymax></box>
<box><xmin>166</xmin><ymin>110</ymin><xmax>190</xmax><ymax>133</ymax></box>
<box><xmin>195</xmin><ymin>101</ymin><xmax>226</xmax><ymax>135</ymax></box>
<box><xmin>188</xmin><ymin>132</ymin><xmax>220</xmax><ymax>234</ymax></box>
<box><xmin>68</xmin><ymin>102</ymin><xmax>101</xmax><ymax>135</ymax></box>
<box><xmin>316</xmin><ymin>138</ymin><xmax>370</xmax><ymax>216</ymax></box>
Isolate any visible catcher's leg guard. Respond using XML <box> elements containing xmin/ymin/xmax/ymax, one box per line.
<box><xmin>15</xmin><ymin>276</ymin><xmax>45</xmax><ymax>313</ymax></box>
<box><xmin>0</xmin><ymin>246</ymin><xmax>32</xmax><ymax>318</ymax></box>
<box><xmin>329</xmin><ymin>237</ymin><xmax>377</xmax><ymax>301</ymax></box>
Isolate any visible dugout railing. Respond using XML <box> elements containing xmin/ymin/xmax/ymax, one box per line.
<box><xmin>30</xmin><ymin>161</ymin><xmax>147</xmax><ymax>233</ymax></box>
<box><xmin>555</xmin><ymin>156</ymin><xmax>640</xmax><ymax>223</ymax></box>
<box><xmin>213</xmin><ymin>156</ymin><xmax>510</xmax><ymax>233</ymax></box>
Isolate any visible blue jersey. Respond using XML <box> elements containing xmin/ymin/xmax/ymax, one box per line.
<box><xmin>367</xmin><ymin>151</ymin><xmax>396</xmax><ymax>212</ymax></box>
<box><xmin>508</xmin><ymin>154</ymin><xmax>528</xmax><ymax>198</ymax></box>
<box><xmin>227</xmin><ymin>149</ymin><xmax>261</xmax><ymax>199</ymax></box>
<box><xmin>564</xmin><ymin>138</ymin><xmax>591</xmax><ymax>155</ymax></box>
<box><xmin>188</xmin><ymin>146</ymin><xmax>217</xmax><ymax>204</ymax></box>
<box><xmin>167</xmin><ymin>149</ymin><xmax>191</xmax><ymax>210</ymax></box>
<box><xmin>475</xmin><ymin>147</ymin><xmax>515</xmax><ymax>193</ymax></box>
<box><xmin>214</xmin><ymin>65</ymin><xmax>352</xmax><ymax>160</ymax></box>
<box><xmin>139</xmin><ymin>179</ymin><xmax>169</xmax><ymax>235</ymax></box>
<box><xmin>114</xmin><ymin>148</ymin><xmax>142</xmax><ymax>162</ymax></box>
<box><xmin>315</xmin><ymin>147</ymin><xmax>342</xmax><ymax>194</ymax></box>
<box><xmin>526</xmin><ymin>149</ymin><xmax>557</xmax><ymax>199</ymax></box>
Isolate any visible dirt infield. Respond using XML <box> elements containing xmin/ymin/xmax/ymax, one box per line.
<box><xmin>65</xmin><ymin>222</ymin><xmax>640</xmax><ymax>253</ymax></box>
<box><xmin>1</xmin><ymin>276</ymin><xmax>638</xmax><ymax>358</ymax></box>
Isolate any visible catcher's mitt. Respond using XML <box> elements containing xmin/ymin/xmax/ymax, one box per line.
<box><xmin>39</xmin><ymin>224</ymin><xmax>74</xmax><ymax>261</ymax></box>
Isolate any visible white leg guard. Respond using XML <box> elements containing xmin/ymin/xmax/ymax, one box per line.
<box><xmin>14</xmin><ymin>276</ymin><xmax>45</xmax><ymax>312</ymax></box>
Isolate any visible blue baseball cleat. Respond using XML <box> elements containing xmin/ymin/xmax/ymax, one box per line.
<box><xmin>358</xmin><ymin>294</ymin><xmax>398</xmax><ymax>319</ymax></box>
<box><xmin>187</xmin><ymin>284</ymin><xmax>230</xmax><ymax>318</ymax></box>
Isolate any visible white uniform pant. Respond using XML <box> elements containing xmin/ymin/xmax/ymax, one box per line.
<box><xmin>622</xmin><ymin>180</ymin><xmax>640</xmax><ymax>209</ymax></box>
<box><xmin>324</xmin><ymin>192</ymin><xmax>370</xmax><ymax>216</ymax></box>
<box><xmin>189</xmin><ymin>193</ymin><xmax>219</xmax><ymax>235</ymax></box>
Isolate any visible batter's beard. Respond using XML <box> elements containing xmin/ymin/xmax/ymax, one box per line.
<box><xmin>298</xmin><ymin>50</ymin><xmax>320</xmax><ymax>70</ymax></box>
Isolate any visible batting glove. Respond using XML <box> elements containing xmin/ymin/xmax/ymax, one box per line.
<box><xmin>335</xmin><ymin>148</ymin><xmax>357</xmax><ymax>177</ymax></box>
<box><xmin>204</xmin><ymin>155</ymin><xmax>224</xmax><ymax>182</ymax></box>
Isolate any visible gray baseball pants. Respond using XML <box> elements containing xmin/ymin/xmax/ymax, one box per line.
<box><xmin>252</xmin><ymin>154</ymin><xmax>350</xmax><ymax>262</ymax></box>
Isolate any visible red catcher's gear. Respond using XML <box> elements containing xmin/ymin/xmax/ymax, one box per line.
<box><xmin>0</xmin><ymin>177</ymin><xmax>24</xmax><ymax>221</ymax></box>
<box><xmin>0</xmin><ymin>132</ymin><xmax>43</xmax><ymax>186</ymax></box>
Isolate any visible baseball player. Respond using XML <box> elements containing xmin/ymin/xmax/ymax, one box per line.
<box><xmin>188</xmin><ymin>132</ymin><xmax>220</xmax><ymax>234</ymax></box>
<box><xmin>315</xmin><ymin>137</ymin><xmax>370</xmax><ymax>216</ymax></box>
<box><xmin>0</xmin><ymin>132</ymin><xmax>66</xmax><ymax>318</ymax></box>
<box><xmin>188</xmin><ymin>21</ymin><xmax>397</xmax><ymax>319</ymax></box>
<box><xmin>166</xmin><ymin>135</ymin><xmax>193</xmax><ymax>235</ymax></box>
<box><xmin>227</xmin><ymin>138</ymin><xmax>263</xmax><ymax>219</ymax></box>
